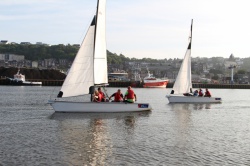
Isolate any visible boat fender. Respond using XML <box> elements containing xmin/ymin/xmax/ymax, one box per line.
<box><xmin>57</xmin><ymin>91</ymin><xmax>63</xmax><ymax>98</ymax></box>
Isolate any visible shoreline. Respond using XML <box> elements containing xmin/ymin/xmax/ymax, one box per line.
<box><xmin>1</xmin><ymin>78</ymin><xmax>250</xmax><ymax>89</ymax></box>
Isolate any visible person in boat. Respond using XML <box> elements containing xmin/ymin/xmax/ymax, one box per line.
<box><xmin>204</xmin><ymin>88</ymin><xmax>211</xmax><ymax>97</ymax></box>
<box><xmin>193</xmin><ymin>90</ymin><xmax>198</xmax><ymax>96</ymax></box>
<box><xmin>97</xmin><ymin>87</ymin><xmax>106</xmax><ymax>102</ymax></box>
<box><xmin>198</xmin><ymin>88</ymin><xmax>204</xmax><ymax>97</ymax></box>
<box><xmin>123</xmin><ymin>86</ymin><xmax>137</xmax><ymax>103</ymax></box>
<box><xmin>183</xmin><ymin>92</ymin><xmax>192</xmax><ymax>96</ymax></box>
<box><xmin>109</xmin><ymin>89</ymin><xmax>124</xmax><ymax>102</ymax></box>
<box><xmin>183</xmin><ymin>88</ymin><xmax>193</xmax><ymax>96</ymax></box>
<box><xmin>93</xmin><ymin>90</ymin><xmax>102</xmax><ymax>102</ymax></box>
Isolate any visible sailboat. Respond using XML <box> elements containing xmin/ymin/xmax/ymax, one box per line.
<box><xmin>48</xmin><ymin>0</ymin><xmax>152</xmax><ymax>112</ymax></box>
<box><xmin>166</xmin><ymin>19</ymin><xmax>222</xmax><ymax>103</ymax></box>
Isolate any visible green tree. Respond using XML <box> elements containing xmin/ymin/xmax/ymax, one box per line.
<box><xmin>237</xmin><ymin>69</ymin><xmax>246</xmax><ymax>74</ymax></box>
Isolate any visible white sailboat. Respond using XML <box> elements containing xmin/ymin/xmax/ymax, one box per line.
<box><xmin>49</xmin><ymin>0</ymin><xmax>152</xmax><ymax>112</ymax></box>
<box><xmin>166</xmin><ymin>19</ymin><xmax>222</xmax><ymax>103</ymax></box>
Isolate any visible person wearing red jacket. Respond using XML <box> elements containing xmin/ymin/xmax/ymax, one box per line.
<box><xmin>123</xmin><ymin>86</ymin><xmax>137</xmax><ymax>103</ymax></box>
<box><xmin>98</xmin><ymin>87</ymin><xmax>106</xmax><ymax>102</ymax></box>
<box><xmin>204</xmin><ymin>88</ymin><xmax>211</xmax><ymax>97</ymax></box>
<box><xmin>109</xmin><ymin>89</ymin><xmax>123</xmax><ymax>102</ymax></box>
<box><xmin>198</xmin><ymin>88</ymin><xmax>204</xmax><ymax>97</ymax></box>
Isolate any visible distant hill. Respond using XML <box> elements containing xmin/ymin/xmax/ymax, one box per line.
<box><xmin>0</xmin><ymin>67</ymin><xmax>66</xmax><ymax>80</ymax></box>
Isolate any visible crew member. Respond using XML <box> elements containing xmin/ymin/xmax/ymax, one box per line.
<box><xmin>123</xmin><ymin>86</ymin><xmax>137</xmax><ymax>103</ymax></box>
<box><xmin>204</xmin><ymin>88</ymin><xmax>211</xmax><ymax>97</ymax></box>
<box><xmin>198</xmin><ymin>88</ymin><xmax>204</xmax><ymax>97</ymax></box>
<box><xmin>109</xmin><ymin>89</ymin><xmax>123</xmax><ymax>102</ymax></box>
<box><xmin>97</xmin><ymin>87</ymin><xmax>106</xmax><ymax>102</ymax></box>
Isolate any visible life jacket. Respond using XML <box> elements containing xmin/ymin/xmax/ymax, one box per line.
<box><xmin>98</xmin><ymin>91</ymin><xmax>105</xmax><ymax>101</ymax></box>
<box><xmin>127</xmin><ymin>89</ymin><xmax>134</xmax><ymax>99</ymax></box>
<box><xmin>205</xmin><ymin>91</ymin><xmax>211</xmax><ymax>96</ymax></box>
<box><xmin>114</xmin><ymin>92</ymin><xmax>123</xmax><ymax>101</ymax></box>
<box><xmin>99</xmin><ymin>91</ymin><xmax>104</xmax><ymax>97</ymax></box>
<box><xmin>98</xmin><ymin>93</ymin><xmax>103</xmax><ymax>101</ymax></box>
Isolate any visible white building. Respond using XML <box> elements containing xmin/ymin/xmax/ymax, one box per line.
<box><xmin>32</xmin><ymin>61</ymin><xmax>39</xmax><ymax>68</ymax></box>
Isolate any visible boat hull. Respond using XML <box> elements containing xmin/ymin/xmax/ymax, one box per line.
<box><xmin>49</xmin><ymin>100</ymin><xmax>152</xmax><ymax>113</ymax></box>
<box><xmin>166</xmin><ymin>95</ymin><xmax>222</xmax><ymax>103</ymax></box>
<box><xmin>143</xmin><ymin>80</ymin><xmax>168</xmax><ymax>88</ymax></box>
<box><xmin>6</xmin><ymin>78</ymin><xmax>42</xmax><ymax>86</ymax></box>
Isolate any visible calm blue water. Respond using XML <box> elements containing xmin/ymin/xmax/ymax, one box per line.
<box><xmin>1</xmin><ymin>86</ymin><xmax>250</xmax><ymax>165</ymax></box>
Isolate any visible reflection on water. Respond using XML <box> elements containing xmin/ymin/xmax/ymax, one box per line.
<box><xmin>169</xmin><ymin>104</ymin><xmax>192</xmax><ymax>149</ymax></box>
<box><xmin>49</xmin><ymin>112</ymin><xmax>150</xmax><ymax>165</ymax></box>
<box><xmin>169</xmin><ymin>103</ymin><xmax>212</xmax><ymax>111</ymax></box>
<box><xmin>193</xmin><ymin>103</ymin><xmax>211</xmax><ymax>110</ymax></box>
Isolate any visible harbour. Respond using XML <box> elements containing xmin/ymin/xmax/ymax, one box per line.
<box><xmin>1</xmin><ymin>0</ymin><xmax>250</xmax><ymax>164</ymax></box>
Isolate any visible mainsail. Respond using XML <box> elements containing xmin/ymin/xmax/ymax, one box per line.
<box><xmin>58</xmin><ymin>0</ymin><xmax>107</xmax><ymax>98</ymax></box>
<box><xmin>172</xmin><ymin>19</ymin><xmax>193</xmax><ymax>94</ymax></box>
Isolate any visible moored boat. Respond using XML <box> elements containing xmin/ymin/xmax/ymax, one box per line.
<box><xmin>6</xmin><ymin>69</ymin><xmax>42</xmax><ymax>86</ymax></box>
<box><xmin>143</xmin><ymin>69</ymin><xmax>168</xmax><ymax>88</ymax></box>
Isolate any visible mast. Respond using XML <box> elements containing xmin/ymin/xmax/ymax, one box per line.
<box><xmin>189</xmin><ymin>19</ymin><xmax>193</xmax><ymax>89</ymax></box>
<box><xmin>188</xmin><ymin>19</ymin><xmax>193</xmax><ymax>50</ymax></box>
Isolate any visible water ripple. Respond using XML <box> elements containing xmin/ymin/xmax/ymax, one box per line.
<box><xmin>1</xmin><ymin>87</ymin><xmax>250</xmax><ymax>165</ymax></box>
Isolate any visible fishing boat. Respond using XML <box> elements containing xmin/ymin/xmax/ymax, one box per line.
<box><xmin>166</xmin><ymin>19</ymin><xmax>222</xmax><ymax>103</ymax></box>
<box><xmin>143</xmin><ymin>68</ymin><xmax>168</xmax><ymax>88</ymax></box>
<box><xmin>6</xmin><ymin>69</ymin><xmax>42</xmax><ymax>86</ymax></box>
<box><xmin>48</xmin><ymin>0</ymin><xmax>152</xmax><ymax>113</ymax></box>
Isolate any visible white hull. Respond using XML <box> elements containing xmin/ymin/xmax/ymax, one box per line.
<box><xmin>166</xmin><ymin>95</ymin><xmax>222</xmax><ymax>103</ymax></box>
<box><xmin>23</xmin><ymin>81</ymin><xmax>42</xmax><ymax>85</ymax></box>
<box><xmin>6</xmin><ymin>78</ymin><xmax>42</xmax><ymax>86</ymax></box>
<box><xmin>49</xmin><ymin>100</ymin><xmax>152</xmax><ymax>113</ymax></box>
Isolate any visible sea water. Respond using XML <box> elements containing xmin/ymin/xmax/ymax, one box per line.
<box><xmin>0</xmin><ymin>86</ymin><xmax>250</xmax><ymax>165</ymax></box>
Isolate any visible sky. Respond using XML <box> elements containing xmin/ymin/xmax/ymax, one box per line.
<box><xmin>1</xmin><ymin>0</ymin><xmax>250</xmax><ymax>59</ymax></box>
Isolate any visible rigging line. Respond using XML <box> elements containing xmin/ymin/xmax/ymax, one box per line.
<box><xmin>102</xmin><ymin>86</ymin><xmax>110</xmax><ymax>99</ymax></box>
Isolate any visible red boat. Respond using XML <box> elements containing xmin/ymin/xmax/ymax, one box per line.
<box><xmin>143</xmin><ymin>70</ymin><xmax>168</xmax><ymax>88</ymax></box>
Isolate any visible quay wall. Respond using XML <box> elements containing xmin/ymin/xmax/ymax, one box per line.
<box><xmin>0</xmin><ymin>79</ymin><xmax>143</xmax><ymax>87</ymax></box>
<box><xmin>1</xmin><ymin>79</ymin><xmax>250</xmax><ymax>89</ymax></box>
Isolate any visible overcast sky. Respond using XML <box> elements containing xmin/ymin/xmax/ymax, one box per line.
<box><xmin>1</xmin><ymin>0</ymin><xmax>250</xmax><ymax>59</ymax></box>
